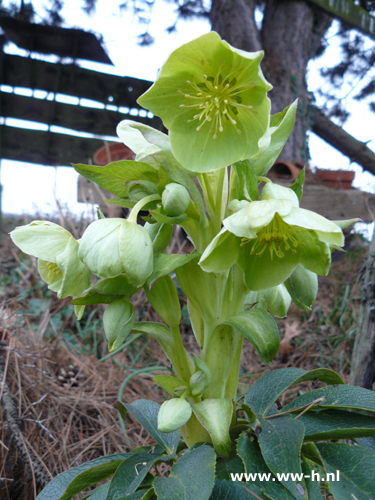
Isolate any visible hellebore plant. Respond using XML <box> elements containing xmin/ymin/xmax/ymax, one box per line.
<box><xmin>11</xmin><ymin>32</ymin><xmax>375</xmax><ymax>500</ymax></box>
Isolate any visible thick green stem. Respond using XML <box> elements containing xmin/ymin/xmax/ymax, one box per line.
<box><xmin>170</xmin><ymin>324</ymin><xmax>192</xmax><ymax>383</ymax></box>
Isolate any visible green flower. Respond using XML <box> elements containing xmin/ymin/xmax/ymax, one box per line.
<box><xmin>10</xmin><ymin>221</ymin><xmax>91</xmax><ymax>304</ymax></box>
<box><xmin>157</xmin><ymin>398</ymin><xmax>192</xmax><ymax>433</ymax></box>
<box><xmin>199</xmin><ymin>183</ymin><xmax>346</xmax><ymax>291</ymax></box>
<box><xmin>137</xmin><ymin>32</ymin><xmax>272</xmax><ymax>173</ymax></box>
<box><xmin>78</xmin><ymin>218</ymin><xmax>153</xmax><ymax>286</ymax></box>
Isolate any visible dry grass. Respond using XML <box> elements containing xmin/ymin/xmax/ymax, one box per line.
<box><xmin>0</xmin><ymin>214</ymin><xmax>368</xmax><ymax>499</ymax></box>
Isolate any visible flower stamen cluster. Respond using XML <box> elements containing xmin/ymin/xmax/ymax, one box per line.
<box><xmin>241</xmin><ymin>213</ymin><xmax>304</xmax><ymax>260</ymax></box>
<box><xmin>178</xmin><ymin>64</ymin><xmax>255</xmax><ymax>139</ymax></box>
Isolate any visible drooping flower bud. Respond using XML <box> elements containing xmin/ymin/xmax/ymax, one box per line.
<box><xmin>157</xmin><ymin>398</ymin><xmax>192</xmax><ymax>433</ymax></box>
<box><xmin>79</xmin><ymin>218</ymin><xmax>153</xmax><ymax>286</ymax></box>
<box><xmin>161</xmin><ymin>183</ymin><xmax>190</xmax><ymax>217</ymax></box>
<box><xmin>103</xmin><ymin>298</ymin><xmax>135</xmax><ymax>351</ymax></box>
<box><xmin>189</xmin><ymin>371</ymin><xmax>207</xmax><ymax>397</ymax></box>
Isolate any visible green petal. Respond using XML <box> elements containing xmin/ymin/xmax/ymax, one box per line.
<box><xmin>199</xmin><ymin>228</ymin><xmax>241</xmax><ymax>273</ymax></box>
<box><xmin>116</xmin><ymin>120</ymin><xmax>172</xmax><ymax>168</ymax></box>
<box><xmin>299</xmin><ymin>231</ymin><xmax>331</xmax><ymax>276</ymax></box>
<box><xmin>10</xmin><ymin>221</ymin><xmax>72</xmax><ymax>262</ymax></box>
<box><xmin>79</xmin><ymin>219</ymin><xmax>124</xmax><ymax>278</ymax></box>
<box><xmin>224</xmin><ymin>199</ymin><xmax>293</xmax><ymax>237</ymax></box>
<box><xmin>119</xmin><ymin>221</ymin><xmax>154</xmax><ymax>286</ymax></box>
<box><xmin>238</xmin><ymin>242</ymin><xmax>302</xmax><ymax>291</ymax></box>
<box><xmin>55</xmin><ymin>238</ymin><xmax>92</xmax><ymax>299</ymax></box>
<box><xmin>283</xmin><ymin>208</ymin><xmax>344</xmax><ymax>246</ymax></box>
<box><xmin>38</xmin><ymin>259</ymin><xmax>63</xmax><ymax>292</ymax></box>
<box><xmin>261</xmin><ymin>182</ymin><xmax>299</xmax><ymax>207</ymax></box>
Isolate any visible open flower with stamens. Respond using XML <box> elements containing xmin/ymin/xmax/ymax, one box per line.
<box><xmin>10</xmin><ymin>221</ymin><xmax>92</xmax><ymax>305</ymax></box>
<box><xmin>137</xmin><ymin>32</ymin><xmax>272</xmax><ymax>172</ymax></box>
<box><xmin>199</xmin><ymin>184</ymin><xmax>349</xmax><ymax>291</ymax></box>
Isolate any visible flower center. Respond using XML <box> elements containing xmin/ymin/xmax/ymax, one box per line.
<box><xmin>40</xmin><ymin>261</ymin><xmax>62</xmax><ymax>275</ymax></box>
<box><xmin>178</xmin><ymin>63</ymin><xmax>255</xmax><ymax>139</ymax></box>
<box><xmin>241</xmin><ymin>214</ymin><xmax>304</xmax><ymax>260</ymax></box>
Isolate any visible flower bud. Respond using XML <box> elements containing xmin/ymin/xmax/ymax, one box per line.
<box><xmin>189</xmin><ymin>370</ymin><xmax>207</xmax><ymax>396</ymax></box>
<box><xmin>79</xmin><ymin>218</ymin><xmax>153</xmax><ymax>286</ymax></box>
<box><xmin>161</xmin><ymin>183</ymin><xmax>190</xmax><ymax>216</ymax></box>
<box><xmin>157</xmin><ymin>398</ymin><xmax>192</xmax><ymax>433</ymax></box>
<box><xmin>103</xmin><ymin>298</ymin><xmax>135</xmax><ymax>351</ymax></box>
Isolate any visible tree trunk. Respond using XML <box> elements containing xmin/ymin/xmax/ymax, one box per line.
<box><xmin>210</xmin><ymin>0</ymin><xmax>332</xmax><ymax>164</ymax></box>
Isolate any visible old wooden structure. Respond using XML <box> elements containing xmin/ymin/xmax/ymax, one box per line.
<box><xmin>0</xmin><ymin>16</ymin><xmax>375</xmax><ymax>224</ymax></box>
<box><xmin>0</xmin><ymin>17</ymin><xmax>159</xmax><ymax>169</ymax></box>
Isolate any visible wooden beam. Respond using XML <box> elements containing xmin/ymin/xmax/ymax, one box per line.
<box><xmin>311</xmin><ymin>106</ymin><xmax>375</xmax><ymax>177</ymax></box>
<box><xmin>0</xmin><ymin>125</ymin><xmax>105</xmax><ymax>166</ymax></box>
<box><xmin>1</xmin><ymin>54</ymin><xmax>152</xmax><ymax>109</ymax></box>
<box><xmin>0</xmin><ymin>92</ymin><xmax>160</xmax><ymax>136</ymax></box>
<box><xmin>308</xmin><ymin>0</ymin><xmax>375</xmax><ymax>40</ymax></box>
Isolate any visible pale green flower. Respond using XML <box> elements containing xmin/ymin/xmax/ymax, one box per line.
<box><xmin>157</xmin><ymin>398</ymin><xmax>192</xmax><ymax>433</ymax></box>
<box><xmin>137</xmin><ymin>32</ymin><xmax>272</xmax><ymax>172</ymax></box>
<box><xmin>200</xmin><ymin>184</ymin><xmax>346</xmax><ymax>291</ymax></box>
<box><xmin>10</xmin><ymin>221</ymin><xmax>91</xmax><ymax>302</ymax></box>
<box><xmin>79</xmin><ymin>218</ymin><xmax>153</xmax><ymax>286</ymax></box>
<box><xmin>162</xmin><ymin>183</ymin><xmax>191</xmax><ymax>216</ymax></box>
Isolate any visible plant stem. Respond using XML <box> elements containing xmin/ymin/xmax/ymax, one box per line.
<box><xmin>170</xmin><ymin>324</ymin><xmax>192</xmax><ymax>383</ymax></box>
<box><xmin>127</xmin><ymin>194</ymin><xmax>160</xmax><ymax>223</ymax></box>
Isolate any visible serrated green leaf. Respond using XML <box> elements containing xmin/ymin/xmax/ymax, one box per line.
<box><xmin>71</xmin><ymin>275</ymin><xmax>139</xmax><ymax>305</ymax></box>
<box><xmin>317</xmin><ymin>443</ymin><xmax>375</xmax><ymax>500</ymax></box>
<box><xmin>258</xmin><ymin>416</ymin><xmax>306</xmax><ymax>499</ymax></box>
<box><xmin>210</xmin><ymin>480</ymin><xmax>264</xmax><ymax>500</ymax></box>
<box><xmin>153</xmin><ymin>445</ymin><xmax>216</xmax><ymax>500</ymax></box>
<box><xmin>192</xmin><ymin>399</ymin><xmax>233</xmax><ymax>457</ymax></box>
<box><xmin>122</xmin><ymin>399</ymin><xmax>179</xmax><ymax>455</ymax></box>
<box><xmin>236</xmin><ymin>432</ymin><xmax>295</xmax><ymax>500</ymax></box>
<box><xmin>300</xmin><ymin>409</ymin><xmax>375</xmax><ymax>441</ymax></box>
<box><xmin>35</xmin><ymin>454</ymin><xmax>129</xmax><ymax>500</ymax></box>
<box><xmin>245</xmin><ymin>368</ymin><xmax>343</xmax><ymax>418</ymax></box>
<box><xmin>145</xmin><ymin>275</ymin><xmax>181</xmax><ymax>327</ymax></box>
<box><xmin>106</xmin><ymin>452</ymin><xmax>160</xmax><ymax>499</ymax></box>
<box><xmin>215</xmin><ymin>455</ymin><xmax>244</xmax><ymax>481</ymax></box>
<box><xmin>301</xmin><ymin>458</ymin><xmax>324</xmax><ymax>500</ymax></box>
<box><xmin>104</xmin><ymin>198</ymin><xmax>136</xmax><ymax>208</ymax></box>
<box><xmin>233</xmin><ymin>160</ymin><xmax>259</xmax><ymax>202</ymax></box>
<box><xmin>130</xmin><ymin>322</ymin><xmax>175</xmax><ymax>366</ymax></box>
<box><xmin>149</xmin><ymin>208</ymin><xmax>187</xmax><ymax>224</ymax></box>
<box><xmin>249</xmin><ymin>100</ymin><xmax>298</xmax><ymax>176</ymax></box>
<box><xmin>57</xmin><ymin>461</ymin><xmax>123</xmax><ymax>500</ymax></box>
<box><xmin>224</xmin><ymin>308</ymin><xmax>279</xmax><ymax>364</ymax></box>
<box><xmin>74</xmin><ymin>161</ymin><xmax>159</xmax><ymax>198</ymax></box>
<box><xmin>356</xmin><ymin>436</ymin><xmax>375</xmax><ymax>451</ymax></box>
<box><xmin>289</xmin><ymin>167</ymin><xmax>305</xmax><ymax>202</ymax></box>
<box><xmin>85</xmin><ymin>482</ymin><xmax>111</xmax><ymax>500</ymax></box>
<box><xmin>282</xmin><ymin>384</ymin><xmax>375</xmax><ymax>414</ymax></box>
<box><xmin>147</xmin><ymin>253</ymin><xmax>197</xmax><ymax>286</ymax></box>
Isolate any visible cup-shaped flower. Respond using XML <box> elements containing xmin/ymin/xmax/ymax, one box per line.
<box><xmin>137</xmin><ymin>32</ymin><xmax>272</xmax><ymax>173</ymax></box>
<box><xmin>157</xmin><ymin>398</ymin><xmax>192</xmax><ymax>433</ymax></box>
<box><xmin>199</xmin><ymin>183</ymin><xmax>346</xmax><ymax>291</ymax></box>
<box><xmin>103</xmin><ymin>298</ymin><xmax>136</xmax><ymax>351</ymax></box>
<box><xmin>79</xmin><ymin>219</ymin><xmax>153</xmax><ymax>287</ymax></box>
<box><xmin>10</xmin><ymin>221</ymin><xmax>91</xmax><ymax>301</ymax></box>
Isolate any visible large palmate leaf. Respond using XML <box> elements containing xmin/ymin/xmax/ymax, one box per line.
<box><xmin>245</xmin><ymin>367</ymin><xmax>343</xmax><ymax>418</ymax></box>
<box><xmin>153</xmin><ymin>445</ymin><xmax>216</xmax><ymax>500</ymax></box>
<box><xmin>300</xmin><ymin>409</ymin><xmax>375</xmax><ymax>441</ymax></box>
<box><xmin>282</xmin><ymin>384</ymin><xmax>375</xmax><ymax>414</ymax></box>
<box><xmin>237</xmin><ymin>433</ymin><xmax>295</xmax><ymax>500</ymax></box>
<box><xmin>35</xmin><ymin>454</ymin><xmax>129</xmax><ymax>500</ymax></box>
